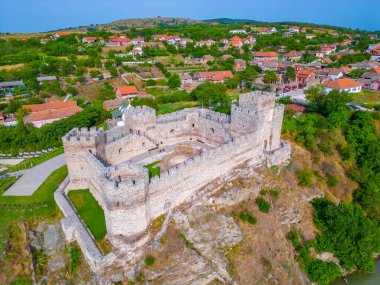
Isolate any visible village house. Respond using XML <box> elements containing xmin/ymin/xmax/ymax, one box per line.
<box><xmin>229</xmin><ymin>36</ymin><xmax>244</xmax><ymax>48</ymax></box>
<box><xmin>0</xmin><ymin>81</ymin><xmax>25</xmax><ymax>96</ymax></box>
<box><xmin>108</xmin><ymin>35</ymin><xmax>131</xmax><ymax>46</ymax></box>
<box><xmin>103</xmin><ymin>98</ymin><xmax>126</xmax><ymax>111</ymax></box>
<box><xmin>220</xmin><ymin>54</ymin><xmax>233</xmax><ymax>61</ymax></box>
<box><xmin>357</xmin><ymin>67</ymin><xmax>380</xmax><ymax>91</ymax></box>
<box><xmin>369</xmin><ymin>34</ymin><xmax>378</xmax><ymax>40</ymax></box>
<box><xmin>306</xmin><ymin>34</ymin><xmax>316</xmax><ymax>39</ymax></box>
<box><xmin>351</xmin><ymin>60</ymin><xmax>380</xmax><ymax>70</ymax></box>
<box><xmin>82</xmin><ymin>37</ymin><xmax>104</xmax><ymax>44</ymax></box>
<box><xmin>0</xmin><ymin>112</ymin><xmax>17</xmax><ymax>127</ymax></box>
<box><xmin>289</xmin><ymin>26</ymin><xmax>300</xmax><ymax>33</ymax></box>
<box><xmin>115</xmin><ymin>86</ymin><xmax>138</xmax><ymax>99</ymax></box>
<box><xmin>196</xmin><ymin>55</ymin><xmax>215</xmax><ymax>64</ymax></box>
<box><xmin>40</xmin><ymin>38</ymin><xmax>49</xmax><ymax>45</ymax></box>
<box><xmin>131</xmin><ymin>37</ymin><xmax>145</xmax><ymax>45</ymax></box>
<box><xmin>229</xmin><ymin>29</ymin><xmax>247</xmax><ymax>34</ymax></box>
<box><xmin>152</xmin><ymin>35</ymin><xmax>180</xmax><ymax>44</ymax></box>
<box><xmin>195</xmin><ymin>39</ymin><xmax>216</xmax><ymax>48</ymax></box>
<box><xmin>53</xmin><ymin>32</ymin><xmax>70</xmax><ymax>39</ymax></box>
<box><xmin>23</xmin><ymin>101</ymin><xmax>82</xmax><ymax>128</ymax></box>
<box><xmin>320</xmin><ymin>44</ymin><xmax>336</xmax><ymax>55</ymax></box>
<box><xmin>181</xmin><ymin>74</ymin><xmax>193</xmax><ymax>87</ymax></box>
<box><xmin>36</xmin><ymin>76</ymin><xmax>58</xmax><ymax>85</ymax></box>
<box><xmin>179</xmin><ymin>38</ymin><xmax>193</xmax><ymax>48</ymax></box>
<box><xmin>369</xmin><ymin>44</ymin><xmax>380</xmax><ymax>60</ymax></box>
<box><xmin>128</xmin><ymin>46</ymin><xmax>144</xmax><ymax>57</ymax></box>
<box><xmin>282</xmin><ymin>32</ymin><xmax>293</xmax><ymax>38</ymax></box>
<box><xmin>323</xmin><ymin>77</ymin><xmax>363</xmax><ymax>93</ymax></box>
<box><xmin>193</xmin><ymin>71</ymin><xmax>234</xmax><ymax>83</ymax></box>
<box><xmin>314</xmin><ymin>68</ymin><xmax>344</xmax><ymax>81</ymax></box>
<box><xmin>257</xmin><ymin>27</ymin><xmax>277</xmax><ymax>35</ymax></box>
<box><xmin>309</xmin><ymin>50</ymin><xmax>325</xmax><ymax>58</ymax></box>
<box><xmin>283</xmin><ymin>50</ymin><xmax>303</xmax><ymax>61</ymax></box>
<box><xmin>234</xmin><ymin>59</ymin><xmax>246</xmax><ymax>72</ymax></box>
<box><xmin>296</xmin><ymin>68</ymin><xmax>315</xmax><ymax>87</ymax></box>
<box><xmin>253</xmin><ymin>51</ymin><xmax>279</xmax><ymax>61</ymax></box>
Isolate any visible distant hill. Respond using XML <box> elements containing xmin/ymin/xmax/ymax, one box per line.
<box><xmin>55</xmin><ymin>17</ymin><xmax>202</xmax><ymax>33</ymax></box>
<box><xmin>204</xmin><ymin>18</ymin><xmax>259</xmax><ymax>25</ymax></box>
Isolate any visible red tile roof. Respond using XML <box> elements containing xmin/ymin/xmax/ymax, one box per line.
<box><xmin>24</xmin><ymin>101</ymin><xmax>78</xmax><ymax>112</ymax></box>
<box><xmin>24</xmin><ymin>106</ymin><xmax>82</xmax><ymax>123</ymax></box>
<box><xmin>253</xmin><ymin>52</ymin><xmax>278</xmax><ymax>57</ymax></box>
<box><xmin>197</xmin><ymin>71</ymin><xmax>234</xmax><ymax>81</ymax></box>
<box><xmin>323</xmin><ymin>78</ymin><xmax>363</xmax><ymax>89</ymax></box>
<box><xmin>117</xmin><ymin>86</ymin><xmax>138</xmax><ymax>95</ymax></box>
<box><xmin>370</xmin><ymin>67</ymin><xmax>380</xmax><ymax>74</ymax></box>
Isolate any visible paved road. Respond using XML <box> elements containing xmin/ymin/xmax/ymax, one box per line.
<box><xmin>4</xmin><ymin>154</ymin><xmax>66</xmax><ymax>196</ymax></box>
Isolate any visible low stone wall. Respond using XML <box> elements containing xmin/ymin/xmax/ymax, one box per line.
<box><xmin>54</xmin><ymin>177</ymin><xmax>104</xmax><ymax>272</ymax></box>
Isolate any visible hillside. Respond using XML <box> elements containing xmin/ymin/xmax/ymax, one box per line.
<box><xmin>55</xmin><ymin>17</ymin><xmax>202</xmax><ymax>33</ymax></box>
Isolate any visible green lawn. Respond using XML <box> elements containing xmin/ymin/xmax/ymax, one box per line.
<box><xmin>0</xmin><ymin>176</ymin><xmax>17</xmax><ymax>195</ymax></box>
<box><xmin>0</xmin><ymin>165</ymin><xmax>68</xmax><ymax>256</ymax></box>
<box><xmin>67</xmin><ymin>190</ymin><xmax>106</xmax><ymax>241</ymax></box>
<box><xmin>144</xmin><ymin>161</ymin><xmax>161</xmax><ymax>179</ymax></box>
<box><xmin>351</xmin><ymin>91</ymin><xmax>380</xmax><ymax>108</ymax></box>
<box><xmin>0</xmin><ymin>148</ymin><xmax>64</xmax><ymax>174</ymax></box>
<box><xmin>156</xmin><ymin>102</ymin><xmax>198</xmax><ymax>115</ymax></box>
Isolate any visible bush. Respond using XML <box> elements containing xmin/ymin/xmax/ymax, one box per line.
<box><xmin>239</xmin><ymin>212</ymin><xmax>257</xmax><ymax>224</ymax></box>
<box><xmin>146</xmin><ymin>79</ymin><xmax>156</xmax><ymax>86</ymax></box>
<box><xmin>255</xmin><ymin>198</ymin><xmax>270</xmax><ymax>213</ymax></box>
<box><xmin>296</xmin><ymin>168</ymin><xmax>313</xmax><ymax>188</ymax></box>
<box><xmin>144</xmin><ymin>255</ymin><xmax>155</xmax><ymax>266</ymax></box>
<box><xmin>326</xmin><ymin>175</ymin><xmax>339</xmax><ymax>187</ymax></box>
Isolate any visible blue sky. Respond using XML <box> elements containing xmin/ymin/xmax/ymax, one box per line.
<box><xmin>0</xmin><ymin>0</ymin><xmax>379</xmax><ymax>33</ymax></box>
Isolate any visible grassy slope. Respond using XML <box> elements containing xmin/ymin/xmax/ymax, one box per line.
<box><xmin>0</xmin><ymin>165</ymin><xmax>68</xmax><ymax>255</ymax></box>
<box><xmin>67</xmin><ymin>190</ymin><xmax>106</xmax><ymax>241</ymax></box>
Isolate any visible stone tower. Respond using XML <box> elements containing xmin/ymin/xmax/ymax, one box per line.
<box><xmin>231</xmin><ymin>91</ymin><xmax>284</xmax><ymax>151</ymax></box>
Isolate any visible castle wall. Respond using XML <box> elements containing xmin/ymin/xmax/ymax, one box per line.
<box><xmin>148</xmin><ymin>134</ymin><xmax>263</xmax><ymax>219</ymax></box>
<box><xmin>60</xmin><ymin>91</ymin><xmax>291</xmax><ymax>252</ymax></box>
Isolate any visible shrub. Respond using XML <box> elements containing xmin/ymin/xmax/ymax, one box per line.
<box><xmin>256</xmin><ymin>198</ymin><xmax>270</xmax><ymax>213</ymax></box>
<box><xmin>69</xmin><ymin>245</ymin><xmax>81</xmax><ymax>273</ymax></box>
<box><xmin>326</xmin><ymin>174</ymin><xmax>340</xmax><ymax>187</ymax></box>
<box><xmin>144</xmin><ymin>255</ymin><xmax>155</xmax><ymax>266</ymax></box>
<box><xmin>296</xmin><ymin>168</ymin><xmax>313</xmax><ymax>188</ymax></box>
<box><xmin>239</xmin><ymin>212</ymin><xmax>257</xmax><ymax>224</ymax></box>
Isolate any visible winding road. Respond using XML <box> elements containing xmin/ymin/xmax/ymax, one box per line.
<box><xmin>3</xmin><ymin>154</ymin><xmax>66</xmax><ymax>196</ymax></box>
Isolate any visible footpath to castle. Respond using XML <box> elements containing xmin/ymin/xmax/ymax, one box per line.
<box><xmin>4</xmin><ymin>154</ymin><xmax>66</xmax><ymax>196</ymax></box>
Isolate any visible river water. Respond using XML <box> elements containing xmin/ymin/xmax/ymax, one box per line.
<box><xmin>331</xmin><ymin>260</ymin><xmax>380</xmax><ymax>285</ymax></box>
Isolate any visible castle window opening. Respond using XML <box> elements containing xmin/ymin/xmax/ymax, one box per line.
<box><xmin>170</xmin><ymin>129</ymin><xmax>174</xmax><ymax>134</ymax></box>
<box><xmin>119</xmin><ymin>148</ymin><xmax>122</xmax><ymax>154</ymax></box>
<box><xmin>192</xmin><ymin>123</ymin><xmax>195</xmax><ymax>128</ymax></box>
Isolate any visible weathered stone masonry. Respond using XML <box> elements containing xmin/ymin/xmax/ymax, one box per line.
<box><xmin>59</xmin><ymin>91</ymin><xmax>291</xmax><ymax>262</ymax></box>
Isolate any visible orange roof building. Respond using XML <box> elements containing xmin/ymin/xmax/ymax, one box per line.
<box><xmin>23</xmin><ymin>101</ymin><xmax>82</xmax><ymax>128</ymax></box>
<box><xmin>116</xmin><ymin>86</ymin><xmax>138</xmax><ymax>99</ymax></box>
<box><xmin>323</xmin><ymin>78</ymin><xmax>363</xmax><ymax>93</ymax></box>
<box><xmin>195</xmin><ymin>71</ymin><xmax>234</xmax><ymax>82</ymax></box>
<box><xmin>253</xmin><ymin>52</ymin><xmax>279</xmax><ymax>61</ymax></box>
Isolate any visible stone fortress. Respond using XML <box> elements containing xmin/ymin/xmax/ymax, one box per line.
<box><xmin>56</xmin><ymin>91</ymin><xmax>291</xmax><ymax>275</ymax></box>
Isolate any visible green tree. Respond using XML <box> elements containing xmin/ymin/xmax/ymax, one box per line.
<box><xmin>167</xmin><ymin>74</ymin><xmax>181</xmax><ymax>89</ymax></box>
<box><xmin>284</xmin><ymin>66</ymin><xmax>296</xmax><ymax>82</ymax></box>
<box><xmin>66</xmin><ymin>86</ymin><xmax>78</xmax><ymax>96</ymax></box>
<box><xmin>263</xmin><ymin>70</ymin><xmax>278</xmax><ymax>84</ymax></box>
<box><xmin>191</xmin><ymin>82</ymin><xmax>230</xmax><ymax>107</ymax></box>
<box><xmin>306</xmin><ymin>86</ymin><xmax>352</xmax><ymax>117</ymax></box>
